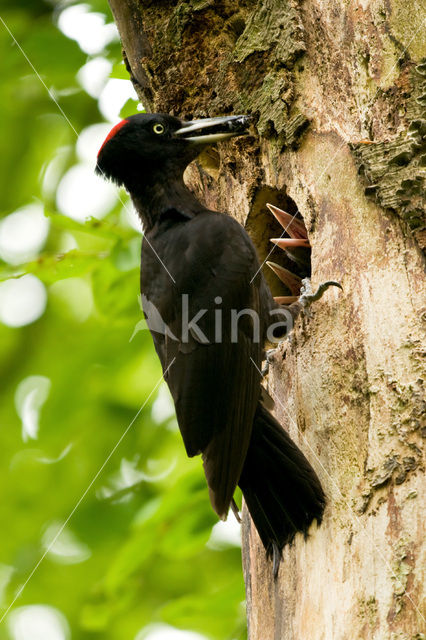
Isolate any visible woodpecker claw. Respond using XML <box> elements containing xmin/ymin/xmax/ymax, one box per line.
<box><xmin>299</xmin><ymin>278</ymin><xmax>342</xmax><ymax>307</ymax></box>
<box><xmin>266</xmin><ymin>204</ymin><xmax>341</xmax><ymax>312</ymax></box>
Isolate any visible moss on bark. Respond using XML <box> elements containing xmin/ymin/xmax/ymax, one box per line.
<box><xmin>107</xmin><ymin>1</ymin><xmax>426</xmax><ymax>637</ymax></box>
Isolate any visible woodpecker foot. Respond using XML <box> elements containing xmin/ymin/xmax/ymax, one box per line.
<box><xmin>265</xmin><ymin>202</ymin><xmax>342</xmax><ymax>322</ymax></box>
<box><xmin>299</xmin><ymin>278</ymin><xmax>343</xmax><ymax>307</ymax></box>
<box><xmin>261</xmin><ymin>348</ymin><xmax>278</xmax><ymax>376</ymax></box>
<box><xmin>289</xmin><ymin>278</ymin><xmax>342</xmax><ymax>319</ymax></box>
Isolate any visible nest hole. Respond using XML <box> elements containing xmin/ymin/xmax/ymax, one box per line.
<box><xmin>246</xmin><ymin>186</ymin><xmax>311</xmax><ymax>297</ymax></box>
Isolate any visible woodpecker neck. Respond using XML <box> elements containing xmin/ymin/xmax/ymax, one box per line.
<box><xmin>129</xmin><ymin>169</ymin><xmax>205</xmax><ymax>233</ymax></box>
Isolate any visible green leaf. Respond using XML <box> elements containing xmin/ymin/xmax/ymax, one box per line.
<box><xmin>91</xmin><ymin>260</ymin><xmax>140</xmax><ymax>319</ymax></box>
<box><xmin>110</xmin><ymin>61</ymin><xmax>131</xmax><ymax>80</ymax></box>
<box><xmin>0</xmin><ymin>2</ymin><xmax>244</xmax><ymax>638</ymax></box>
<box><xmin>120</xmin><ymin>98</ymin><xmax>141</xmax><ymax>119</ymax></box>
<box><xmin>0</xmin><ymin>250</ymin><xmax>103</xmax><ymax>284</ymax></box>
<box><xmin>47</xmin><ymin>211</ymin><xmax>134</xmax><ymax>241</ymax></box>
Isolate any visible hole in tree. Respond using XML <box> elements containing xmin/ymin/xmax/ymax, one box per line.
<box><xmin>245</xmin><ymin>186</ymin><xmax>311</xmax><ymax>298</ymax></box>
<box><xmin>227</xmin><ymin>15</ymin><xmax>246</xmax><ymax>39</ymax></box>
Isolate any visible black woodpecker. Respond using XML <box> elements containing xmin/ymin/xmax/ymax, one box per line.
<box><xmin>96</xmin><ymin>113</ymin><xmax>335</xmax><ymax>573</ymax></box>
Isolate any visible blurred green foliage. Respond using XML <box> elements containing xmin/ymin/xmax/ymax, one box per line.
<box><xmin>0</xmin><ymin>1</ymin><xmax>245</xmax><ymax>638</ymax></box>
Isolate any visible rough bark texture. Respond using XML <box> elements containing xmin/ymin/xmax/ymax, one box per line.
<box><xmin>108</xmin><ymin>1</ymin><xmax>425</xmax><ymax>638</ymax></box>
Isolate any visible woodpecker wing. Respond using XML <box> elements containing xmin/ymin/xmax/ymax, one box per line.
<box><xmin>141</xmin><ymin>210</ymin><xmax>265</xmax><ymax>517</ymax></box>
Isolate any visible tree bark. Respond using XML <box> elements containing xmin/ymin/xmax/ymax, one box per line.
<box><xmin>108</xmin><ymin>1</ymin><xmax>425</xmax><ymax>638</ymax></box>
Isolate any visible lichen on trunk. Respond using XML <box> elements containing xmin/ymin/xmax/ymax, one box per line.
<box><xmin>107</xmin><ymin>0</ymin><xmax>425</xmax><ymax>637</ymax></box>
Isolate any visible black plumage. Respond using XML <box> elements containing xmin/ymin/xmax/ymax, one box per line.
<box><xmin>96</xmin><ymin>112</ymin><xmax>325</xmax><ymax>567</ymax></box>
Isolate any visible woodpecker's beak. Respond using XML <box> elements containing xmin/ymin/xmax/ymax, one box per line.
<box><xmin>175</xmin><ymin>115</ymin><xmax>251</xmax><ymax>144</ymax></box>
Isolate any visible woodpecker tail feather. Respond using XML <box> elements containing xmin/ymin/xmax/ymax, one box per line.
<box><xmin>238</xmin><ymin>403</ymin><xmax>325</xmax><ymax>558</ymax></box>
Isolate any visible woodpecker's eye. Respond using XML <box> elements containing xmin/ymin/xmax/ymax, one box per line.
<box><xmin>153</xmin><ymin>123</ymin><xmax>165</xmax><ymax>135</ymax></box>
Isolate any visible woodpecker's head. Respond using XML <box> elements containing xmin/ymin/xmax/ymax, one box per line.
<box><xmin>96</xmin><ymin>113</ymin><xmax>250</xmax><ymax>191</ymax></box>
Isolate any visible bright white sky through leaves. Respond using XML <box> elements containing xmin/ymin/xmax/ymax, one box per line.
<box><xmin>0</xmin><ymin>276</ymin><xmax>47</xmax><ymax>328</ymax></box>
<box><xmin>2</xmin><ymin>3</ymin><xmax>141</xmax><ymax>328</ymax></box>
<box><xmin>0</xmin><ymin>204</ymin><xmax>49</xmax><ymax>265</ymax></box>
<box><xmin>136</xmin><ymin>624</ymin><xmax>209</xmax><ymax>640</ymax></box>
<box><xmin>57</xmin><ymin>4</ymin><xmax>118</xmax><ymax>55</ymax></box>
<box><xmin>2</xmin><ymin>8</ymin><xmax>239</xmax><ymax>639</ymax></box>
<box><xmin>7</xmin><ymin>605</ymin><xmax>70</xmax><ymax>640</ymax></box>
<box><xmin>56</xmin><ymin>163</ymin><xmax>117</xmax><ymax>221</ymax></box>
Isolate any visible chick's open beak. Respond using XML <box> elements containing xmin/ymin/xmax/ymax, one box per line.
<box><xmin>175</xmin><ymin>115</ymin><xmax>251</xmax><ymax>144</ymax></box>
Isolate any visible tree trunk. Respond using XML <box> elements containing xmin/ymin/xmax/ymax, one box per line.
<box><xmin>107</xmin><ymin>1</ymin><xmax>425</xmax><ymax>638</ymax></box>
